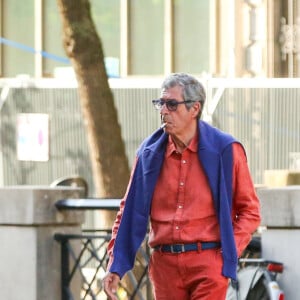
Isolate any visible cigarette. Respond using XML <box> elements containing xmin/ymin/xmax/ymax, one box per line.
<box><xmin>160</xmin><ymin>123</ymin><xmax>167</xmax><ymax>129</ymax></box>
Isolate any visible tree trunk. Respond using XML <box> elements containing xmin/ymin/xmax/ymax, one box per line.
<box><xmin>56</xmin><ymin>0</ymin><xmax>130</xmax><ymax>198</ymax></box>
<box><xmin>56</xmin><ymin>2</ymin><xmax>151</xmax><ymax>298</ymax></box>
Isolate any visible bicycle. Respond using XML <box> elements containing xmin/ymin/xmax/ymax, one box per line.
<box><xmin>226</xmin><ymin>236</ymin><xmax>285</xmax><ymax>300</ymax></box>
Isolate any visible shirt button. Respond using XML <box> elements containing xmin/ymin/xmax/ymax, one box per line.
<box><xmin>182</xmin><ymin>160</ymin><xmax>186</xmax><ymax>164</ymax></box>
<box><xmin>178</xmin><ymin>205</ymin><xmax>183</xmax><ymax>209</ymax></box>
<box><xmin>175</xmin><ymin>226</ymin><xmax>180</xmax><ymax>230</ymax></box>
<box><xmin>179</xmin><ymin>182</ymin><xmax>184</xmax><ymax>186</ymax></box>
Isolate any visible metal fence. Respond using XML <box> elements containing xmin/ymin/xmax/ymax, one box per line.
<box><xmin>54</xmin><ymin>198</ymin><xmax>152</xmax><ymax>300</ymax></box>
<box><xmin>205</xmin><ymin>78</ymin><xmax>300</xmax><ymax>184</ymax></box>
<box><xmin>0</xmin><ymin>77</ymin><xmax>300</xmax><ymax>189</ymax></box>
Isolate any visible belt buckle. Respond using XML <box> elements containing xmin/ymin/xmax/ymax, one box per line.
<box><xmin>170</xmin><ymin>244</ymin><xmax>185</xmax><ymax>253</ymax></box>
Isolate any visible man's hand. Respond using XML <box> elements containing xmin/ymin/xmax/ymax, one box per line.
<box><xmin>103</xmin><ymin>272</ymin><xmax>120</xmax><ymax>300</ymax></box>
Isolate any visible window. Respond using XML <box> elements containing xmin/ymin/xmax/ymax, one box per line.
<box><xmin>129</xmin><ymin>0</ymin><xmax>164</xmax><ymax>75</ymax></box>
<box><xmin>90</xmin><ymin>0</ymin><xmax>120</xmax><ymax>77</ymax></box>
<box><xmin>2</xmin><ymin>0</ymin><xmax>35</xmax><ymax>77</ymax></box>
<box><xmin>173</xmin><ymin>0</ymin><xmax>212</xmax><ymax>75</ymax></box>
<box><xmin>0</xmin><ymin>0</ymin><xmax>216</xmax><ymax>78</ymax></box>
<box><xmin>43</xmin><ymin>0</ymin><xmax>68</xmax><ymax>77</ymax></box>
<box><xmin>43</xmin><ymin>0</ymin><xmax>120</xmax><ymax>78</ymax></box>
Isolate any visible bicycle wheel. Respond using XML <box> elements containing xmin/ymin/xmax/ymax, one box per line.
<box><xmin>246</xmin><ymin>275</ymin><xmax>270</xmax><ymax>300</ymax></box>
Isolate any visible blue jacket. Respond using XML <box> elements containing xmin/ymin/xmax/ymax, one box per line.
<box><xmin>109</xmin><ymin>120</ymin><xmax>239</xmax><ymax>280</ymax></box>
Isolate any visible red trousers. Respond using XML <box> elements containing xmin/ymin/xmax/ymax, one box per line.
<box><xmin>148</xmin><ymin>248</ymin><xmax>229</xmax><ymax>300</ymax></box>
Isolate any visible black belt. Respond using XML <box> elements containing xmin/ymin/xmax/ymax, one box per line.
<box><xmin>154</xmin><ymin>242</ymin><xmax>221</xmax><ymax>254</ymax></box>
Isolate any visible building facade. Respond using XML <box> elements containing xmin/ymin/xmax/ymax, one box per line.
<box><xmin>1</xmin><ymin>0</ymin><xmax>300</xmax><ymax>79</ymax></box>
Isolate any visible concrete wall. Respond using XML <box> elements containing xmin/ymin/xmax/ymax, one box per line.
<box><xmin>264</xmin><ymin>170</ymin><xmax>300</xmax><ymax>187</ymax></box>
<box><xmin>258</xmin><ymin>186</ymin><xmax>300</xmax><ymax>300</ymax></box>
<box><xmin>0</xmin><ymin>186</ymin><xmax>84</xmax><ymax>300</ymax></box>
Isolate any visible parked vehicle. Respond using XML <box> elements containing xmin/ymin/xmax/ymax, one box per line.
<box><xmin>226</xmin><ymin>236</ymin><xmax>285</xmax><ymax>300</ymax></box>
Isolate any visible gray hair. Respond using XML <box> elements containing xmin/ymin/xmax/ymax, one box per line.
<box><xmin>161</xmin><ymin>73</ymin><xmax>206</xmax><ymax>118</ymax></box>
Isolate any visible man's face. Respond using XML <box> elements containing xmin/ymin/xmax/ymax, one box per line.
<box><xmin>160</xmin><ymin>85</ymin><xmax>200</xmax><ymax>136</ymax></box>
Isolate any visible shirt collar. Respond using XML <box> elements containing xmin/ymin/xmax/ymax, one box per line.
<box><xmin>166</xmin><ymin>131</ymin><xmax>198</xmax><ymax>156</ymax></box>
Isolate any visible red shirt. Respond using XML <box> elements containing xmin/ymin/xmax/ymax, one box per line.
<box><xmin>149</xmin><ymin>133</ymin><xmax>260</xmax><ymax>256</ymax></box>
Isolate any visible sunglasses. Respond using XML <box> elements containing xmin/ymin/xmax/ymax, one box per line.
<box><xmin>152</xmin><ymin>99</ymin><xmax>195</xmax><ymax>111</ymax></box>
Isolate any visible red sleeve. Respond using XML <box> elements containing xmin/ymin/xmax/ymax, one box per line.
<box><xmin>106</xmin><ymin>157</ymin><xmax>138</xmax><ymax>271</ymax></box>
<box><xmin>232</xmin><ymin>143</ymin><xmax>261</xmax><ymax>256</ymax></box>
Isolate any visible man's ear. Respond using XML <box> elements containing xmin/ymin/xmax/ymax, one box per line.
<box><xmin>192</xmin><ymin>102</ymin><xmax>201</xmax><ymax>117</ymax></box>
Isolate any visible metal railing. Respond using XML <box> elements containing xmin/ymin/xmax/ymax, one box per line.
<box><xmin>2</xmin><ymin>78</ymin><xmax>300</xmax><ymax>189</ymax></box>
<box><xmin>54</xmin><ymin>199</ymin><xmax>152</xmax><ymax>300</ymax></box>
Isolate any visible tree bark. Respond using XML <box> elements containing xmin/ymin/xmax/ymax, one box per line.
<box><xmin>56</xmin><ymin>3</ymin><xmax>151</xmax><ymax>298</ymax></box>
<box><xmin>56</xmin><ymin>0</ymin><xmax>130</xmax><ymax>198</ymax></box>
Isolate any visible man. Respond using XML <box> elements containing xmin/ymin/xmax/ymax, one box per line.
<box><xmin>103</xmin><ymin>73</ymin><xmax>261</xmax><ymax>299</ymax></box>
